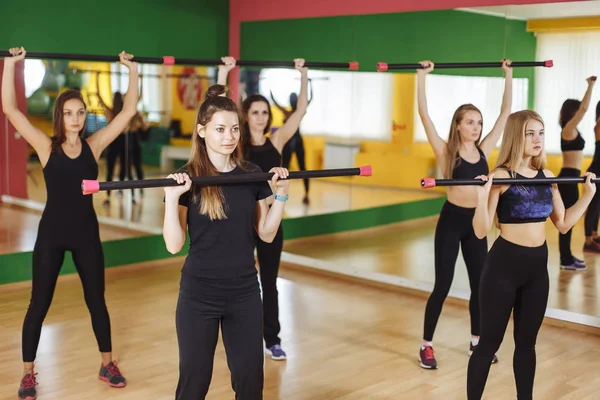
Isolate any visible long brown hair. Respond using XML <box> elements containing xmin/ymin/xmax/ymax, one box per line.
<box><xmin>241</xmin><ymin>94</ymin><xmax>273</xmax><ymax>157</ymax></box>
<box><xmin>495</xmin><ymin>110</ymin><xmax>546</xmax><ymax>174</ymax></box>
<box><xmin>51</xmin><ymin>89</ymin><xmax>87</xmax><ymax>153</ymax></box>
<box><xmin>444</xmin><ymin>104</ymin><xmax>483</xmax><ymax>178</ymax></box>
<box><xmin>112</xmin><ymin>92</ymin><xmax>124</xmax><ymax>115</ymax></box>
<box><xmin>184</xmin><ymin>84</ymin><xmax>246</xmax><ymax>220</ymax></box>
<box><xmin>559</xmin><ymin>99</ymin><xmax>580</xmax><ymax>128</ymax></box>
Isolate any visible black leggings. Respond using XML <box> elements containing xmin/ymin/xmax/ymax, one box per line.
<box><xmin>557</xmin><ymin>168</ymin><xmax>580</xmax><ymax>264</ymax></box>
<box><xmin>127</xmin><ymin>132</ymin><xmax>144</xmax><ymax>182</ymax></box>
<box><xmin>584</xmin><ymin>185</ymin><xmax>600</xmax><ymax>236</ymax></box>
<box><xmin>423</xmin><ymin>201</ymin><xmax>487</xmax><ymax>341</ymax></box>
<box><xmin>256</xmin><ymin>224</ymin><xmax>284</xmax><ymax>348</ymax></box>
<box><xmin>105</xmin><ymin>134</ymin><xmax>130</xmax><ymax>196</ymax></box>
<box><xmin>282</xmin><ymin>132</ymin><xmax>309</xmax><ymax>195</ymax></box>
<box><xmin>467</xmin><ymin>236</ymin><xmax>549</xmax><ymax>400</ymax></box>
<box><xmin>175</xmin><ymin>286</ymin><xmax>264</xmax><ymax>400</ymax></box>
<box><xmin>23</xmin><ymin>236</ymin><xmax>112</xmax><ymax>362</ymax></box>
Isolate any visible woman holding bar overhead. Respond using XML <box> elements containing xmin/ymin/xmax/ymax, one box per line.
<box><xmin>467</xmin><ymin>110</ymin><xmax>596</xmax><ymax>399</ymax></box>
<box><xmin>218</xmin><ymin>56</ymin><xmax>309</xmax><ymax>361</ymax></box>
<box><xmin>556</xmin><ymin>76</ymin><xmax>596</xmax><ymax>270</ymax></box>
<box><xmin>583</xmin><ymin>101</ymin><xmax>600</xmax><ymax>253</ymax></box>
<box><xmin>162</xmin><ymin>83</ymin><xmax>290</xmax><ymax>399</ymax></box>
<box><xmin>416</xmin><ymin>59</ymin><xmax>512</xmax><ymax>370</ymax></box>
<box><xmin>2</xmin><ymin>47</ymin><xmax>137</xmax><ymax>400</ymax></box>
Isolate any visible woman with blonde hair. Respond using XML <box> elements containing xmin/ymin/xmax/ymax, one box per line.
<box><xmin>467</xmin><ymin>110</ymin><xmax>596</xmax><ymax>399</ymax></box>
<box><xmin>416</xmin><ymin>59</ymin><xmax>512</xmax><ymax>369</ymax></box>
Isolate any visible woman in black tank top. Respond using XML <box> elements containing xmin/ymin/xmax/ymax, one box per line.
<box><xmin>2</xmin><ymin>47</ymin><xmax>139</xmax><ymax>399</ymax></box>
<box><xmin>270</xmin><ymin>84</ymin><xmax>314</xmax><ymax>204</ymax></box>
<box><xmin>415</xmin><ymin>59</ymin><xmax>513</xmax><ymax>370</ymax></box>
<box><xmin>584</xmin><ymin>101</ymin><xmax>600</xmax><ymax>254</ymax></box>
<box><xmin>217</xmin><ymin>56</ymin><xmax>309</xmax><ymax>360</ymax></box>
<box><xmin>96</xmin><ymin>74</ymin><xmax>145</xmax><ymax>205</ymax></box>
<box><xmin>557</xmin><ymin>76</ymin><xmax>596</xmax><ymax>270</ymax></box>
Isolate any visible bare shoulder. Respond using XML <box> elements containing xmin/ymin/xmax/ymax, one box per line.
<box><xmin>490</xmin><ymin>167</ymin><xmax>510</xmax><ymax>178</ymax></box>
<box><xmin>542</xmin><ymin>169</ymin><xmax>555</xmax><ymax>178</ymax></box>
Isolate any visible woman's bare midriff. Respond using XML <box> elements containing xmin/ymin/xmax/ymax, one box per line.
<box><xmin>562</xmin><ymin>150</ymin><xmax>583</xmax><ymax>170</ymax></box>
<box><xmin>498</xmin><ymin>222</ymin><xmax>548</xmax><ymax>247</ymax></box>
<box><xmin>446</xmin><ymin>186</ymin><xmax>481</xmax><ymax>209</ymax></box>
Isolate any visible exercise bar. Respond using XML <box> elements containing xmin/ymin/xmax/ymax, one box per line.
<box><xmin>0</xmin><ymin>50</ymin><xmax>359</xmax><ymax>70</ymax></box>
<box><xmin>421</xmin><ymin>176</ymin><xmax>594</xmax><ymax>189</ymax></box>
<box><xmin>377</xmin><ymin>60</ymin><xmax>553</xmax><ymax>72</ymax></box>
<box><xmin>82</xmin><ymin>166</ymin><xmax>373</xmax><ymax>195</ymax></box>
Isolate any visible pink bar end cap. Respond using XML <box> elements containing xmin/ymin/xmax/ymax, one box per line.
<box><xmin>82</xmin><ymin>180</ymin><xmax>100</xmax><ymax>195</ymax></box>
<box><xmin>359</xmin><ymin>165</ymin><xmax>372</xmax><ymax>176</ymax></box>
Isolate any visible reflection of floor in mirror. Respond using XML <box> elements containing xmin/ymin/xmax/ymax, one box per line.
<box><xmin>22</xmin><ymin>160</ymin><xmax>443</xmax><ymax>228</ymax></box>
<box><xmin>1</xmin><ymin>258</ymin><xmax>599</xmax><ymax>400</ymax></box>
<box><xmin>283</xmin><ymin>216</ymin><xmax>600</xmax><ymax>319</ymax></box>
<box><xmin>0</xmin><ymin>204</ymin><xmax>151</xmax><ymax>255</ymax></box>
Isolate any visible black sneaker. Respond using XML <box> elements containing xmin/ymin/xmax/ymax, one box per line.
<box><xmin>18</xmin><ymin>369</ymin><xmax>38</xmax><ymax>400</ymax></box>
<box><xmin>469</xmin><ymin>342</ymin><xmax>498</xmax><ymax>363</ymax></box>
<box><xmin>98</xmin><ymin>361</ymin><xmax>127</xmax><ymax>388</ymax></box>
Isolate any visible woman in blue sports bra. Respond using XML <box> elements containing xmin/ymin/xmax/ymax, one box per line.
<box><xmin>466</xmin><ymin>110</ymin><xmax>596</xmax><ymax>400</ymax></box>
<box><xmin>557</xmin><ymin>76</ymin><xmax>596</xmax><ymax>270</ymax></box>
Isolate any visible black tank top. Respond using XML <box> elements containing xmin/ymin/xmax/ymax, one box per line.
<box><xmin>247</xmin><ymin>138</ymin><xmax>281</xmax><ymax>172</ymax></box>
<box><xmin>561</xmin><ymin>130</ymin><xmax>585</xmax><ymax>151</ymax></box>
<box><xmin>40</xmin><ymin>139</ymin><xmax>99</xmax><ymax>236</ymax></box>
<box><xmin>452</xmin><ymin>147</ymin><xmax>489</xmax><ymax>179</ymax></box>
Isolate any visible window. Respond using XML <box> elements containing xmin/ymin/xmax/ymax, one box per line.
<box><xmin>413</xmin><ymin>74</ymin><xmax>529</xmax><ymax>145</ymax></box>
<box><xmin>112</xmin><ymin>63</ymin><xmax>163</xmax><ymax>123</ymax></box>
<box><xmin>24</xmin><ymin>59</ymin><xmax>46</xmax><ymax>98</ymax></box>
<box><xmin>534</xmin><ymin>31</ymin><xmax>600</xmax><ymax>155</ymax></box>
<box><xmin>259</xmin><ymin>68</ymin><xmax>394</xmax><ymax>141</ymax></box>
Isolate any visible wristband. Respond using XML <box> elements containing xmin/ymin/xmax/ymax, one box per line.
<box><xmin>274</xmin><ymin>193</ymin><xmax>289</xmax><ymax>202</ymax></box>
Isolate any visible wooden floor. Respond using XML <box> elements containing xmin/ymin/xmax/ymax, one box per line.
<box><xmin>0</xmin><ymin>258</ymin><xmax>599</xmax><ymax>399</ymax></box>
<box><xmin>283</xmin><ymin>216</ymin><xmax>600</xmax><ymax>318</ymax></box>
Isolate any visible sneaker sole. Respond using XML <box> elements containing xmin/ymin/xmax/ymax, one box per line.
<box><xmin>18</xmin><ymin>396</ymin><xmax>36</xmax><ymax>400</ymax></box>
<box><xmin>583</xmin><ymin>248</ymin><xmax>600</xmax><ymax>253</ymax></box>
<box><xmin>265</xmin><ymin>351</ymin><xmax>287</xmax><ymax>360</ymax></box>
<box><xmin>265</xmin><ymin>346</ymin><xmax>288</xmax><ymax>360</ymax></box>
<box><xmin>417</xmin><ymin>356</ymin><xmax>437</xmax><ymax>369</ymax></box>
<box><xmin>561</xmin><ymin>265</ymin><xmax>587</xmax><ymax>271</ymax></box>
<box><xmin>268</xmin><ymin>355</ymin><xmax>287</xmax><ymax>360</ymax></box>
<box><xmin>98</xmin><ymin>376</ymin><xmax>126</xmax><ymax>388</ymax></box>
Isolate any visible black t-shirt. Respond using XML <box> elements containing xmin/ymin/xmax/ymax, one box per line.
<box><xmin>172</xmin><ymin>162</ymin><xmax>272</xmax><ymax>297</ymax></box>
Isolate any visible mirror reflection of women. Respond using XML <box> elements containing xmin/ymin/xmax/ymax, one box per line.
<box><xmin>270</xmin><ymin>82</ymin><xmax>313</xmax><ymax>205</ymax></box>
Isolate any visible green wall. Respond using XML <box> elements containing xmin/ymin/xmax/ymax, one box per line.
<box><xmin>0</xmin><ymin>0</ymin><xmax>229</xmax><ymax>59</ymax></box>
<box><xmin>241</xmin><ymin>9</ymin><xmax>537</xmax><ymax>106</ymax></box>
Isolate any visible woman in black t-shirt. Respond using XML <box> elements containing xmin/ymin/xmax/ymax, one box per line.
<box><xmin>162</xmin><ymin>83</ymin><xmax>290</xmax><ymax>400</ymax></box>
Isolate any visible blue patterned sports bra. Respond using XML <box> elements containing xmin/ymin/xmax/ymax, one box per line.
<box><xmin>496</xmin><ymin>169</ymin><xmax>553</xmax><ymax>224</ymax></box>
